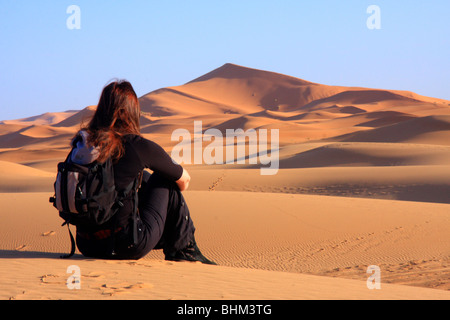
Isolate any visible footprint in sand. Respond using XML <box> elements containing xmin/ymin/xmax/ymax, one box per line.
<box><xmin>40</xmin><ymin>274</ymin><xmax>65</xmax><ymax>285</ymax></box>
<box><xmin>84</xmin><ymin>270</ymin><xmax>119</xmax><ymax>279</ymax></box>
<box><xmin>101</xmin><ymin>282</ymin><xmax>153</xmax><ymax>296</ymax></box>
<box><xmin>209</xmin><ymin>173</ymin><xmax>226</xmax><ymax>191</ymax></box>
<box><xmin>41</xmin><ymin>231</ymin><xmax>56</xmax><ymax>236</ymax></box>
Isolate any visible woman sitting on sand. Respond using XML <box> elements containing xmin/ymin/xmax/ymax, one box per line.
<box><xmin>71</xmin><ymin>80</ymin><xmax>215</xmax><ymax>264</ymax></box>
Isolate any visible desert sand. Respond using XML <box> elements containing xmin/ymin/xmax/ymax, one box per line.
<box><xmin>0</xmin><ymin>64</ymin><xmax>449</xmax><ymax>300</ymax></box>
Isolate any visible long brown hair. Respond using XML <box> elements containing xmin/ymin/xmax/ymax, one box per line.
<box><xmin>81</xmin><ymin>80</ymin><xmax>141</xmax><ymax>163</ymax></box>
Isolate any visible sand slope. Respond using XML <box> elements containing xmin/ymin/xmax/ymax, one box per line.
<box><xmin>0</xmin><ymin>192</ymin><xmax>449</xmax><ymax>300</ymax></box>
<box><xmin>2</xmin><ymin>258</ymin><xmax>449</xmax><ymax>300</ymax></box>
<box><xmin>140</xmin><ymin>64</ymin><xmax>450</xmax><ymax>116</ymax></box>
<box><xmin>0</xmin><ymin>161</ymin><xmax>54</xmax><ymax>193</ymax></box>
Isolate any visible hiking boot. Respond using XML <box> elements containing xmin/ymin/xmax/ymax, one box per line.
<box><xmin>165</xmin><ymin>239</ymin><xmax>217</xmax><ymax>265</ymax></box>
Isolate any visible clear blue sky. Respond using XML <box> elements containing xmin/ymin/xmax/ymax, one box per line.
<box><xmin>1</xmin><ymin>0</ymin><xmax>449</xmax><ymax>120</ymax></box>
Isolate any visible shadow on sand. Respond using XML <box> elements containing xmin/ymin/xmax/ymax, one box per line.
<box><xmin>0</xmin><ymin>250</ymin><xmax>85</xmax><ymax>260</ymax></box>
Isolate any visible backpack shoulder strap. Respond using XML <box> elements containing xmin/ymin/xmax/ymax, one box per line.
<box><xmin>128</xmin><ymin>170</ymin><xmax>144</xmax><ymax>246</ymax></box>
<box><xmin>117</xmin><ymin>170</ymin><xmax>143</xmax><ymax>199</ymax></box>
<box><xmin>60</xmin><ymin>222</ymin><xmax>76</xmax><ymax>259</ymax></box>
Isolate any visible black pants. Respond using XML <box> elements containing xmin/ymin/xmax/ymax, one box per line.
<box><xmin>76</xmin><ymin>171</ymin><xmax>196</xmax><ymax>260</ymax></box>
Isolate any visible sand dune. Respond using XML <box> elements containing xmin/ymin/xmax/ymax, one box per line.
<box><xmin>335</xmin><ymin>115</ymin><xmax>450</xmax><ymax>145</ymax></box>
<box><xmin>52</xmin><ymin>105</ymin><xmax>97</xmax><ymax>128</ymax></box>
<box><xmin>184</xmin><ymin>165</ymin><xmax>450</xmax><ymax>204</ymax></box>
<box><xmin>140</xmin><ymin>63</ymin><xmax>449</xmax><ymax>117</ymax></box>
<box><xmin>2</xmin><ymin>257</ymin><xmax>448</xmax><ymax>300</ymax></box>
<box><xmin>0</xmin><ymin>192</ymin><xmax>449</xmax><ymax>300</ymax></box>
<box><xmin>0</xmin><ymin>161</ymin><xmax>54</xmax><ymax>192</ymax></box>
<box><xmin>1</xmin><ymin>111</ymin><xmax>78</xmax><ymax>126</ymax></box>
<box><xmin>0</xmin><ymin>63</ymin><xmax>449</xmax><ymax>300</ymax></box>
<box><xmin>2</xmin><ymin>64</ymin><xmax>449</xmax><ymax>154</ymax></box>
<box><xmin>278</xmin><ymin>142</ymin><xmax>450</xmax><ymax>168</ymax></box>
<box><xmin>301</xmin><ymin>89</ymin><xmax>424</xmax><ymax>112</ymax></box>
<box><xmin>0</xmin><ymin>149</ymin><xmax>68</xmax><ymax>168</ymax></box>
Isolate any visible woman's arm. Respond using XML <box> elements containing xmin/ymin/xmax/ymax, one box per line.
<box><xmin>134</xmin><ymin>137</ymin><xmax>184</xmax><ymax>183</ymax></box>
<box><xmin>176</xmin><ymin>168</ymin><xmax>191</xmax><ymax>191</ymax></box>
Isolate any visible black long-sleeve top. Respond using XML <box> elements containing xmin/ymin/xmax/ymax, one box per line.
<box><xmin>113</xmin><ymin>134</ymin><xmax>183</xmax><ymax>230</ymax></box>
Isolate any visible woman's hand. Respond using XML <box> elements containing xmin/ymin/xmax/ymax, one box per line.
<box><xmin>176</xmin><ymin>168</ymin><xmax>191</xmax><ymax>191</ymax></box>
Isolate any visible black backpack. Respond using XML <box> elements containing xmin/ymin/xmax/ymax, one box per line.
<box><xmin>50</xmin><ymin>147</ymin><xmax>142</xmax><ymax>258</ymax></box>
